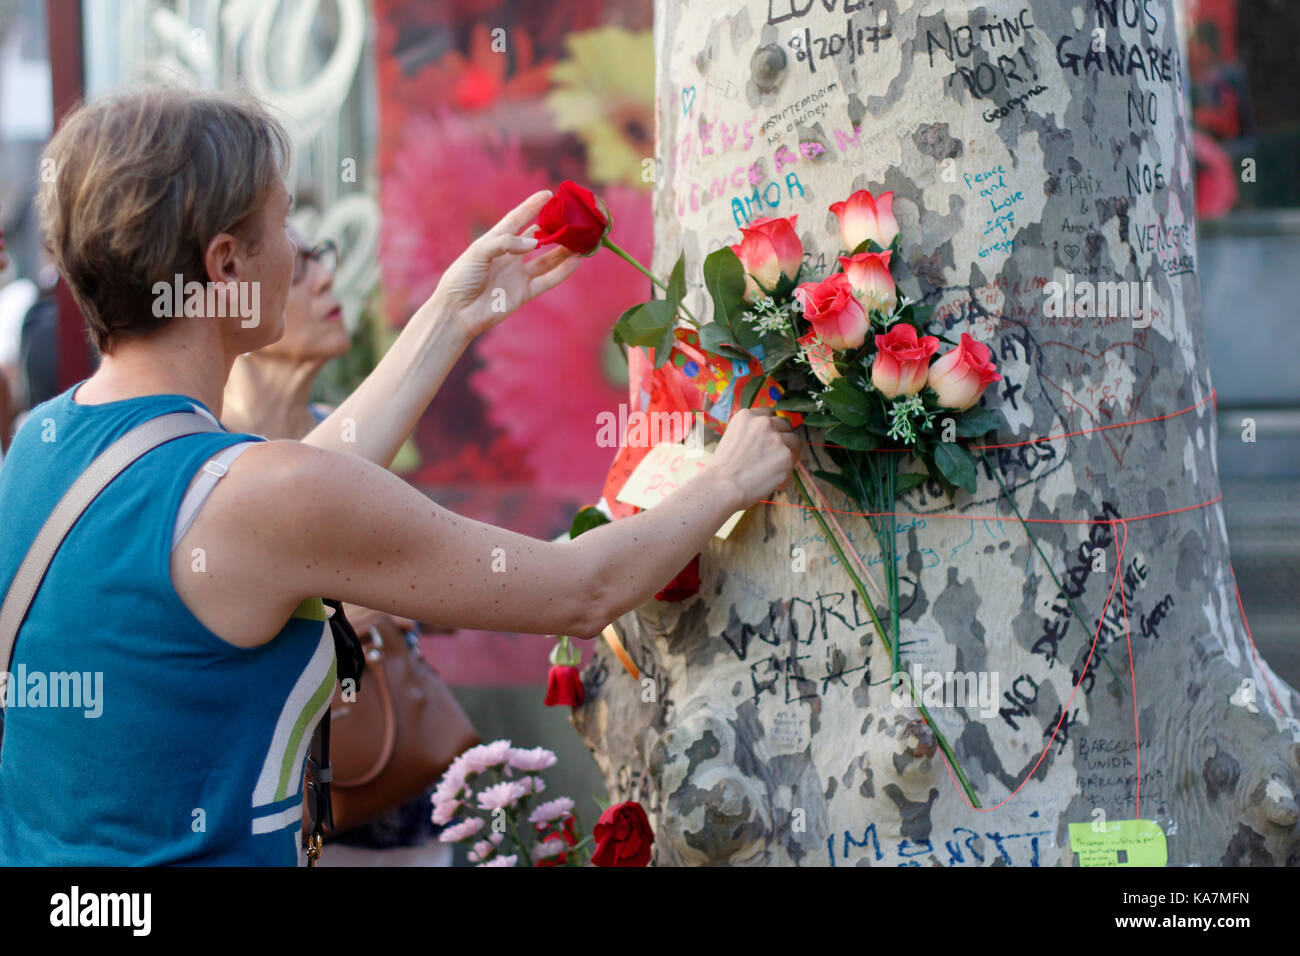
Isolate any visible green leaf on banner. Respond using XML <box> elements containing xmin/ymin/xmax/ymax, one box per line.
<box><xmin>653</xmin><ymin>319</ymin><xmax>678</xmax><ymax>368</ymax></box>
<box><xmin>798</xmin><ymin>411</ymin><xmax>840</xmax><ymax>428</ymax></box>
<box><xmin>739</xmin><ymin>375</ymin><xmax>767</xmax><ymax>410</ymax></box>
<box><xmin>613</xmin><ymin>299</ymin><xmax>677</xmax><ymax>348</ymax></box>
<box><xmin>703</xmin><ymin>247</ymin><xmax>757</xmax><ymax>347</ymax></box>
<box><xmin>894</xmin><ymin>472</ymin><xmax>928</xmax><ymax>496</ymax></box>
<box><xmin>760</xmin><ymin>332</ymin><xmax>798</xmax><ymax>372</ymax></box>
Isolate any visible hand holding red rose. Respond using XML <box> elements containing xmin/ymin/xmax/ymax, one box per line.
<box><xmin>431</xmin><ymin>189</ymin><xmax>583</xmax><ymax>342</ymax></box>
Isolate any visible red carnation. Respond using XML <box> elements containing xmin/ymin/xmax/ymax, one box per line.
<box><xmin>591</xmin><ymin>801</ymin><xmax>654</xmax><ymax>867</ymax></box>
<box><xmin>544</xmin><ymin>665</ymin><xmax>585</xmax><ymax>708</ymax></box>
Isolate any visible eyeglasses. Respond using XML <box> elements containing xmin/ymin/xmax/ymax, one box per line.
<box><xmin>292</xmin><ymin>239</ymin><xmax>338</xmax><ymax>285</ymax></box>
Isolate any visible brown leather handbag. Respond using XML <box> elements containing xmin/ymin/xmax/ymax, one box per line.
<box><xmin>304</xmin><ymin>617</ymin><xmax>479</xmax><ymax>836</ymax></box>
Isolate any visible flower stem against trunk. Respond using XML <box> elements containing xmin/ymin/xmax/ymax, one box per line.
<box><xmin>792</xmin><ymin>464</ymin><xmax>981</xmax><ymax>806</ymax></box>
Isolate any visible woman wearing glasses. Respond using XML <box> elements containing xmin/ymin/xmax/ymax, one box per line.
<box><xmin>222</xmin><ymin>230</ymin><xmax>447</xmax><ymax>865</ymax></box>
<box><xmin>222</xmin><ymin>233</ymin><xmax>345</xmax><ymax>440</ymax></box>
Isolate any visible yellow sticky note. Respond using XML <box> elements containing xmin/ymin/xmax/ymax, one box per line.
<box><xmin>1068</xmin><ymin>819</ymin><xmax>1168</xmax><ymax>867</ymax></box>
<box><xmin>616</xmin><ymin>442</ymin><xmax>745</xmax><ymax>539</ymax></box>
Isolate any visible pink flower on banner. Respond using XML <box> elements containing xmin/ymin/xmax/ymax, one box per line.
<box><xmin>438</xmin><ymin>817</ymin><xmax>486</xmax><ymax>843</ymax></box>
<box><xmin>507</xmin><ymin>746</ymin><xmax>558</xmax><ymax>772</ymax></box>
<box><xmin>520</xmin><ymin>776</ymin><xmax>547</xmax><ymax>796</ymax></box>
<box><xmin>528</xmin><ymin>796</ymin><xmax>575</xmax><ymax>825</ymax></box>
<box><xmin>477</xmin><ymin>781</ymin><xmax>529</xmax><ymax>811</ymax></box>
<box><xmin>829</xmin><ymin>188</ymin><xmax>899</xmax><ymax>251</ymax></box>
<box><xmin>730</xmin><ymin>215</ymin><xmax>803</xmax><ymax>301</ymax></box>
<box><xmin>478</xmin><ymin>854</ymin><xmax>518</xmax><ymax>867</ymax></box>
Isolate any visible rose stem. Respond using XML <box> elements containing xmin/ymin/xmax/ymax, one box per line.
<box><xmin>792</xmin><ymin>465</ymin><xmax>980</xmax><ymax>807</ymax></box>
<box><xmin>601</xmin><ymin>236</ymin><xmax>700</xmax><ymax>326</ymax></box>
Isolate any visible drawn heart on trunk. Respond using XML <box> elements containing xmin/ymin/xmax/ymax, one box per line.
<box><xmin>1035</xmin><ymin>340</ymin><xmax>1156</xmax><ymax>466</ymax></box>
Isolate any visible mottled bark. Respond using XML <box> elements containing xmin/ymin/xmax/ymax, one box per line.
<box><xmin>573</xmin><ymin>0</ymin><xmax>1300</xmax><ymax>866</ymax></box>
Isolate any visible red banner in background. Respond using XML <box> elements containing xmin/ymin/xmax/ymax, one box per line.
<box><xmin>374</xmin><ymin>0</ymin><xmax>654</xmax><ymax>684</ymax></box>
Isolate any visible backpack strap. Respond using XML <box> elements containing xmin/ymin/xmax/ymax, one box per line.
<box><xmin>0</xmin><ymin>411</ymin><xmax>222</xmax><ymax>722</ymax></box>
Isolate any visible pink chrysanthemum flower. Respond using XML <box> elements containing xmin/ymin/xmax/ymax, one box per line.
<box><xmin>431</xmin><ymin>798</ymin><xmax>461</xmax><ymax>826</ymax></box>
<box><xmin>456</xmin><ymin>740</ymin><xmax>514</xmax><ymax>777</ymax></box>
<box><xmin>438</xmin><ymin>817</ymin><xmax>485</xmax><ymax>843</ymax></box>
<box><xmin>476</xmin><ymin>781</ymin><xmax>528</xmax><ymax>811</ymax></box>
<box><xmin>478</xmin><ymin>854</ymin><xmax>518</xmax><ymax>867</ymax></box>
<box><xmin>531</xmin><ymin>839</ymin><xmax>569</xmax><ymax>862</ymax></box>
<box><xmin>507</xmin><ymin>746</ymin><xmax>558</xmax><ymax>772</ymax></box>
<box><xmin>528</xmin><ymin>796</ymin><xmax>575</xmax><ymax>825</ymax></box>
<box><xmin>468</xmin><ymin>838</ymin><xmax>497</xmax><ymax>863</ymax></box>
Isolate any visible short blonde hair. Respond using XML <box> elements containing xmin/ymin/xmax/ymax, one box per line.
<box><xmin>37</xmin><ymin>85</ymin><xmax>290</xmax><ymax>353</ymax></box>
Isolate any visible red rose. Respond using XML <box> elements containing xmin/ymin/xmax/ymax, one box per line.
<box><xmin>591</xmin><ymin>801</ymin><xmax>654</xmax><ymax>867</ymax></box>
<box><xmin>654</xmin><ymin>553</ymin><xmax>700</xmax><ymax>602</ymax></box>
<box><xmin>534</xmin><ymin>180</ymin><xmax>610</xmax><ymax>256</ymax></box>
<box><xmin>544</xmin><ymin>665</ymin><xmax>585</xmax><ymax>707</ymax></box>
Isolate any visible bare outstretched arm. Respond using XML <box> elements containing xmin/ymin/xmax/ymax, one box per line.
<box><xmin>176</xmin><ymin>409</ymin><xmax>798</xmax><ymax>647</ymax></box>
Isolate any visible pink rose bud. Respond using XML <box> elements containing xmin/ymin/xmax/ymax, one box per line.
<box><xmin>793</xmin><ymin>273</ymin><xmax>869</xmax><ymax>351</ymax></box>
<box><xmin>838</xmin><ymin>250</ymin><xmax>897</xmax><ymax>314</ymax></box>
<box><xmin>927</xmin><ymin>333</ymin><xmax>1002</xmax><ymax>410</ymax></box>
<box><xmin>871</xmin><ymin>324</ymin><xmax>940</xmax><ymax>398</ymax></box>
<box><xmin>829</xmin><ymin>189</ymin><xmax>899</xmax><ymax>251</ymax></box>
<box><xmin>730</xmin><ymin>215</ymin><xmax>803</xmax><ymax>302</ymax></box>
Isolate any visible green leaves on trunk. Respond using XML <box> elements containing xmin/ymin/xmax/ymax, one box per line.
<box><xmin>703</xmin><ymin>247</ymin><xmax>761</xmax><ymax>351</ymax></box>
<box><xmin>934</xmin><ymin>441</ymin><xmax>977</xmax><ymax>494</ymax></box>
<box><xmin>612</xmin><ymin>252</ymin><xmax>691</xmax><ymax>368</ymax></box>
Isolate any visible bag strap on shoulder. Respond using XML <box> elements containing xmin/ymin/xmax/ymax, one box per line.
<box><xmin>0</xmin><ymin>410</ymin><xmax>223</xmax><ymax>769</ymax></box>
<box><xmin>0</xmin><ymin>410</ymin><xmax>222</xmax><ymax>680</ymax></box>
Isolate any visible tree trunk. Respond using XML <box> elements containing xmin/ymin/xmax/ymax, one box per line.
<box><xmin>573</xmin><ymin>0</ymin><xmax>1300</xmax><ymax>866</ymax></box>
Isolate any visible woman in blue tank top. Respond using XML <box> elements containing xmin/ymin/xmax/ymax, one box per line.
<box><xmin>0</xmin><ymin>86</ymin><xmax>799</xmax><ymax>865</ymax></box>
